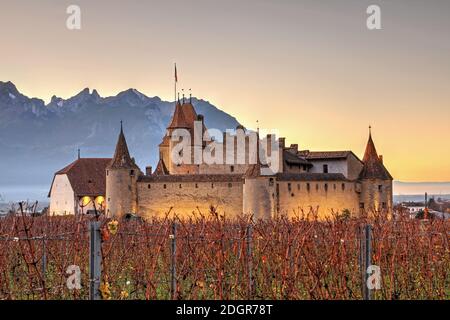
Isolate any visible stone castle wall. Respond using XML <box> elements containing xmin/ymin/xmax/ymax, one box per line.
<box><xmin>137</xmin><ymin>177</ymin><xmax>244</xmax><ymax>219</ymax></box>
<box><xmin>106</xmin><ymin>168</ymin><xmax>138</xmax><ymax>218</ymax></box>
<box><xmin>360</xmin><ymin>179</ymin><xmax>393</xmax><ymax>212</ymax></box>
<box><xmin>243</xmin><ymin>177</ymin><xmax>276</xmax><ymax>219</ymax></box>
<box><xmin>275</xmin><ymin>180</ymin><xmax>360</xmax><ymax>219</ymax></box>
<box><xmin>135</xmin><ymin>176</ymin><xmax>365</xmax><ymax>220</ymax></box>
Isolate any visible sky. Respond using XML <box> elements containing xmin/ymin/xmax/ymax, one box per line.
<box><xmin>1</xmin><ymin>0</ymin><xmax>449</xmax><ymax>186</ymax></box>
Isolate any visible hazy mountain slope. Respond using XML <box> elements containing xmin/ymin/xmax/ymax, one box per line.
<box><xmin>0</xmin><ymin>81</ymin><xmax>240</xmax><ymax>188</ymax></box>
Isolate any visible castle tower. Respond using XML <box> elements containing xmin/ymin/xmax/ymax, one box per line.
<box><xmin>160</xmin><ymin>99</ymin><xmax>207</xmax><ymax>175</ymax></box>
<box><xmin>106</xmin><ymin>123</ymin><xmax>140</xmax><ymax>218</ymax></box>
<box><xmin>359</xmin><ymin>128</ymin><xmax>393</xmax><ymax>214</ymax></box>
<box><xmin>243</xmin><ymin>164</ymin><xmax>277</xmax><ymax>219</ymax></box>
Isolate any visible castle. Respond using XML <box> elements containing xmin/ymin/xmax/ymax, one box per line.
<box><xmin>49</xmin><ymin>97</ymin><xmax>393</xmax><ymax>220</ymax></box>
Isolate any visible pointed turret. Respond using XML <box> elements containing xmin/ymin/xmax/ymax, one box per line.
<box><xmin>360</xmin><ymin>129</ymin><xmax>392</xmax><ymax>180</ymax></box>
<box><xmin>108</xmin><ymin>122</ymin><xmax>138</xmax><ymax>169</ymax></box>
<box><xmin>105</xmin><ymin>122</ymin><xmax>139</xmax><ymax>218</ymax></box>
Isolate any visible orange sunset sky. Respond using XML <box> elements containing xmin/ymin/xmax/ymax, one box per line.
<box><xmin>1</xmin><ymin>0</ymin><xmax>449</xmax><ymax>185</ymax></box>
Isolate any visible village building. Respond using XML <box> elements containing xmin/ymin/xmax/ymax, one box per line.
<box><xmin>49</xmin><ymin>98</ymin><xmax>393</xmax><ymax>220</ymax></box>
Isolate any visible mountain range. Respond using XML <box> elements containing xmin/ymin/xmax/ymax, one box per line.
<box><xmin>0</xmin><ymin>81</ymin><xmax>240</xmax><ymax>190</ymax></box>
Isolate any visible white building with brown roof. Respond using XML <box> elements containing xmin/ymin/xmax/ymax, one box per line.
<box><xmin>48</xmin><ymin>158</ymin><xmax>111</xmax><ymax>215</ymax></box>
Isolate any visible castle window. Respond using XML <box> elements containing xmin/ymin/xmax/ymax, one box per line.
<box><xmin>323</xmin><ymin>164</ymin><xmax>328</xmax><ymax>173</ymax></box>
<box><xmin>211</xmin><ymin>183</ymin><xmax>214</xmax><ymax>188</ymax></box>
<box><xmin>334</xmin><ymin>184</ymin><xmax>336</xmax><ymax>191</ymax></box>
<box><xmin>228</xmin><ymin>183</ymin><xmax>232</xmax><ymax>188</ymax></box>
<box><xmin>148</xmin><ymin>184</ymin><xmax>151</xmax><ymax>189</ymax></box>
<box><xmin>230</xmin><ymin>165</ymin><xmax>234</xmax><ymax>173</ymax></box>
<box><xmin>269</xmin><ymin>178</ymin><xmax>274</xmax><ymax>186</ymax></box>
<box><xmin>130</xmin><ymin>170</ymin><xmax>135</xmax><ymax>176</ymax></box>
<box><xmin>291</xmin><ymin>193</ymin><xmax>294</xmax><ymax>197</ymax></box>
<box><xmin>163</xmin><ymin>184</ymin><xmax>167</xmax><ymax>189</ymax></box>
<box><xmin>382</xmin><ymin>202</ymin><xmax>387</xmax><ymax>209</ymax></box>
<box><xmin>359</xmin><ymin>202</ymin><xmax>365</xmax><ymax>209</ymax></box>
<box><xmin>324</xmin><ymin>184</ymin><xmax>328</xmax><ymax>192</ymax></box>
<box><xmin>316</xmin><ymin>184</ymin><xmax>319</xmax><ymax>191</ymax></box>
<box><xmin>179</xmin><ymin>184</ymin><xmax>182</xmax><ymax>188</ymax></box>
<box><xmin>195</xmin><ymin>183</ymin><xmax>198</xmax><ymax>188</ymax></box>
<box><xmin>306</xmin><ymin>183</ymin><xmax>310</xmax><ymax>192</ymax></box>
<box><xmin>288</xmin><ymin>183</ymin><xmax>291</xmax><ymax>191</ymax></box>
<box><xmin>342</xmin><ymin>183</ymin><xmax>346</xmax><ymax>191</ymax></box>
<box><xmin>106</xmin><ymin>170</ymin><xmax>109</xmax><ymax>176</ymax></box>
<box><xmin>297</xmin><ymin>184</ymin><xmax>300</xmax><ymax>190</ymax></box>
<box><xmin>378</xmin><ymin>185</ymin><xmax>383</xmax><ymax>192</ymax></box>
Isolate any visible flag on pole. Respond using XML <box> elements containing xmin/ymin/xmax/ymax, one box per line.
<box><xmin>174</xmin><ymin>63</ymin><xmax>178</xmax><ymax>82</ymax></box>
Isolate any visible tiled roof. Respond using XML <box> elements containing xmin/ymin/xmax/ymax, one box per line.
<box><xmin>181</xmin><ymin>102</ymin><xmax>198</xmax><ymax>125</ymax></box>
<box><xmin>159</xmin><ymin>135</ymin><xmax>170</xmax><ymax>147</ymax></box>
<box><xmin>283</xmin><ymin>150</ymin><xmax>312</xmax><ymax>166</ymax></box>
<box><xmin>276</xmin><ymin>172</ymin><xmax>349</xmax><ymax>181</ymax></box>
<box><xmin>359</xmin><ymin>133</ymin><xmax>393</xmax><ymax>180</ymax></box>
<box><xmin>138</xmin><ymin>174</ymin><xmax>244</xmax><ymax>183</ymax></box>
<box><xmin>108</xmin><ymin>126</ymin><xmax>139</xmax><ymax>169</ymax></box>
<box><xmin>167</xmin><ymin>101</ymin><xmax>190</xmax><ymax>129</ymax></box>
<box><xmin>50</xmin><ymin>158</ymin><xmax>111</xmax><ymax>197</ymax></box>
<box><xmin>298</xmin><ymin>150</ymin><xmax>353</xmax><ymax>160</ymax></box>
<box><xmin>154</xmin><ymin>159</ymin><xmax>169</xmax><ymax>175</ymax></box>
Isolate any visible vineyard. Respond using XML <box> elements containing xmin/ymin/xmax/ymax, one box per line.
<box><xmin>0</xmin><ymin>208</ymin><xmax>448</xmax><ymax>300</ymax></box>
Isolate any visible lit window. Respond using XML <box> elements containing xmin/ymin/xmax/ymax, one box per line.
<box><xmin>81</xmin><ymin>196</ymin><xmax>91</xmax><ymax>206</ymax></box>
<box><xmin>95</xmin><ymin>196</ymin><xmax>105</xmax><ymax>208</ymax></box>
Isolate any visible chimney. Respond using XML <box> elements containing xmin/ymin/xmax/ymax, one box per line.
<box><xmin>278</xmin><ymin>137</ymin><xmax>285</xmax><ymax>149</ymax></box>
<box><xmin>145</xmin><ymin>166</ymin><xmax>152</xmax><ymax>175</ymax></box>
<box><xmin>290</xmin><ymin>144</ymin><xmax>298</xmax><ymax>152</ymax></box>
<box><xmin>379</xmin><ymin>155</ymin><xmax>383</xmax><ymax>163</ymax></box>
<box><xmin>266</xmin><ymin>134</ymin><xmax>273</xmax><ymax>157</ymax></box>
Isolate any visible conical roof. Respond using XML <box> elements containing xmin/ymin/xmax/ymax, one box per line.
<box><xmin>108</xmin><ymin>124</ymin><xmax>138</xmax><ymax>169</ymax></box>
<box><xmin>359</xmin><ymin>131</ymin><xmax>392</xmax><ymax>180</ymax></box>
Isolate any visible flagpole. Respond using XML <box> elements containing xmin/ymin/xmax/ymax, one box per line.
<box><xmin>174</xmin><ymin>63</ymin><xmax>177</xmax><ymax>104</ymax></box>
